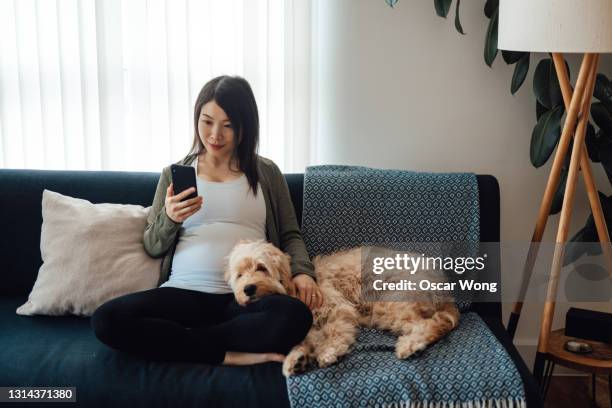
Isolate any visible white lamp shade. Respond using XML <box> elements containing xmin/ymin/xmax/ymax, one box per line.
<box><xmin>499</xmin><ymin>0</ymin><xmax>612</xmax><ymax>53</ymax></box>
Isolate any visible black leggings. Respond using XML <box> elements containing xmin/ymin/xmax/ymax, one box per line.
<box><xmin>90</xmin><ymin>286</ymin><xmax>313</xmax><ymax>365</ymax></box>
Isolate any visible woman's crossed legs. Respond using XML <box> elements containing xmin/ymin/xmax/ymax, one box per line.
<box><xmin>90</xmin><ymin>286</ymin><xmax>312</xmax><ymax>365</ymax></box>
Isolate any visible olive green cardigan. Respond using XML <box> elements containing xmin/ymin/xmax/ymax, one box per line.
<box><xmin>143</xmin><ymin>152</ymin><xmax>316</xmax><ymax>286</ymax></box>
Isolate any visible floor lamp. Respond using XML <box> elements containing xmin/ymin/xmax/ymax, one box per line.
<box><xmin>498</xmin><ymin>0</ymin><xmax>612</xmax><ymax>383</ymax></box>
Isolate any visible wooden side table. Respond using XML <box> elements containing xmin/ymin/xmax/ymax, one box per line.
<box><xmin>539</xmin><ymin>329</ymin><xmax>612</xmax><ymax>405</ymax></box>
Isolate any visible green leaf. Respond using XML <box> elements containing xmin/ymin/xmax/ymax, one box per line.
<box><xmin>536</xmin><ymin>101</ymin><xmax>547</xmax><ymax>120</ymax></box>
<box><xmin>484</xmin><ymin>8</ymin><xmax>498</xmax><ymax>67</ymax></box>
<box><xmin>602</xmin><ymin>194</ymin><xmax>612</xmax><ymax>236</ymax></box>
<box><xmin>434</xmin><ymin>0</ymin><xmax>452</xmax><ymax>17</ymax></box>
<box><xmin>599</xmin><ymin>138</ymin><xmax>612</xmax><ymax>181</ymax></box>
<box><xmin>598</xmin><ymin>192</ymin><xmax>612</xmax><ymax>228</ymax></box>
<box><xmin>594</xmin><ymin>74</ymin><xmax>612</xmax><ymax>109</ymax></box>
<box><xmin>511</xmin><ymin>53</ymin><xmax>530</xmax><ymax>95</ymax></box>
<box><xmin>563</xmin><ymin>191</ymin><xmax>612</xmax><ymax>265</ymax></box>
<box><xmin>585</xmin><ymin>124</ymin><xmax>600</xmax><ymax>162</ymax></box>
<box><xmin>454</xmin><ymin>0</ymin><xmax>465</xmax><ymax>34</ymax></box>
<box><xmin>563</xmin><ymin>218</ymin><xmax>596</xmax><ymax>266</ymax></box>
<box><xmin>502</xmin><ymin>50</ymin><xmax>525</xmax><ymax>65</ymax></box>
<box><xmin>530</xmin><ymin>106</ymin><xmax>563</xmax><ymax>168</ymax></box>
<box><xmin>570</xmin><ymin>214</ymin><xmax>597</xmax><ymax>243</ymax></box>
<box><xmin>484</xmin><ymin>0</ymin><xmax>498</xmax><ymax>18</ymax></box>
<box><xmin>533</xmin><ymin>58</ymin><xmax>565</xmax><ymax>110</ymax></box>
<box><xmin>385</xmin><ymin>0</ymin><xmax>399</xmax><ymax>8</ymax></box>
<box><xmin>592</xmin><ymin>102</ymin><xmax>612</xmax><ymax>136</ymax></box>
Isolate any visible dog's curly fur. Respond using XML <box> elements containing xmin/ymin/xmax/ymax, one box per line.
<box><xmin>225</xmin><ymin>240</ymin><xmax>460</xmax><ymax>377</ymax></box>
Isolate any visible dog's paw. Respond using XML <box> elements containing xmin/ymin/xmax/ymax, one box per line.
<box><xmin>395</xmin><ymin>338</ymin><xmax>428</xmax><ymax>359</ymax></box>
<box><xmin>283</xmin><ymin>350</ymin><xmax>309</xmax><ymax>377</ymax></box>
<box><xmin>316</xmin><ymin>348</ymin><xmax>339</xmax><ymax>368</ymax></box>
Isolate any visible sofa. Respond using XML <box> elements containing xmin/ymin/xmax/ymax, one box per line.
<box><xmin>0</xmin><ymin>168</ymin><xmax>542</xmax><ymax>407</ymax></box>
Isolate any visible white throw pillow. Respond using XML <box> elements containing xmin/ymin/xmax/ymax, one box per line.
<box><xmin>16</xmin><ymin>189</ymin><xmax>161</xmax><ymax>316</ymax></box>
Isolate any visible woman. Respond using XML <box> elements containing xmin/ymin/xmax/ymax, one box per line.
<box><xmin>91</xmin><ymin>75</ymin><xmax>323</xmax><ymax>366</ymax></box>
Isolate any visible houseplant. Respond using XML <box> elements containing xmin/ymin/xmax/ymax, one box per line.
<box><xmin>386</xmin><ymin>0</ymin><xmax>612</xmax><ymax>263</ymax></box>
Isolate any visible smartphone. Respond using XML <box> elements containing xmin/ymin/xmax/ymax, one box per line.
<box><xmin>170</xmin><ymin>164</ymin><xmax>198</xmax><ymax>202</ymax></box>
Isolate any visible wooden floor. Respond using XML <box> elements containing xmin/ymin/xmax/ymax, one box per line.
<box><xmin>545</xmin><ymin>376</ymin><xmax>610</xmax><ymax>408</ymax></box>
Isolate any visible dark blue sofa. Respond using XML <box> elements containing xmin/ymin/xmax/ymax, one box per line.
<box><xmin>0</xmin><ymin>169</ymin><xmax>542</xmax><ymax>407</ymax></box>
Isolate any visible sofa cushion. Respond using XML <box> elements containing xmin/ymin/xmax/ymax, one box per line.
<box><xmin>2</xmin><ymin>296</ymin><xmax>290</xmax><ymax>408</ymax></box>
<box><xmin>0</xmin><ymin>169</ymin><xmax>161</xmax><ymax>297</ymax></box>
<box><xmin>16</xmin><ymin>190</ymin><xmax>161</xmax><ymax>316</ymax></box>
<box><xmin>0</xmin><ymin>295</ymin><xmax>541</xmax><ymax>407</ymax></box>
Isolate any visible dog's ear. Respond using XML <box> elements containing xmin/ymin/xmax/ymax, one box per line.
<box><xmin>223</xmin><ymin>265</ymin><xmax>232</xmax><ymax>283</ymax></box>
<box><xmin>222</xmin><ymin>251</ymin><xmax>236</xmax><ymax>283</ymax></box>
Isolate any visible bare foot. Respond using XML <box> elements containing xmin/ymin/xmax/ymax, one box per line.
<box><xmin>222</xmin><ymin>351</ymin><xmax>286</xmax><ymax>366</ymax></box>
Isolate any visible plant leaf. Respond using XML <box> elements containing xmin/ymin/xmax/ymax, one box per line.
<box><xmin>434</xmin><ymin>0</ymin><xmax>452</xmax><ymax>17</ymax></box>
<box><xmin>592</xmin><ymin>102</ymin><xmax>612</xmax><ymax>136</ymax></box>
<box><xmin>599</xmin><ymin>138</ymin><xmax>612</xmax><ymax>181</ymax></box>
<box><xmin>530</xmin><ymin>106</ymin><xmax>563</xmax><ymax>168</ymax></box>
<box><xmin>601</xmin><ymin>193</ymin><xmax>612</xmax><ymax>232</ymax></box>
<box><xmin>533</xmin><ymin>58</ymin><xmax>551</xmax><ymax>108</ymax></box>
<box><xmin>454</xmin><ymin>0</ymin><xmax>464</xmax><ymax>34</ymax></box>
<box><xmin>385</xmin><ymin>0</ymin><xmax>399</xmax><ymax>8</ymax></box>
<box><xmin>484</xmin><ymin>8</ymin><xmax>498</xmax><ymax>67</ymax></box>
<box><xmin>570</xmin><ymin>215</ymin><xmax>597</xmax><ymax>243</ymax></box>
<box><xmin>594</xmin><ymin>74</ymin><xmax>612</xmax><ymax>109</ymax></box>
<box><xmin>484</xmin><ymin>0</ymin><xmax>498</xmax><ymax>18</ymax></box>
<box><xmin>564</xmin><ymin>216</ymin><xmax>596</xmax><ymax>265</ymax></box>
<box><xmin>502</xmin><ymin>50</ymin><xmax>525</xmax><ymax>65</ymax></box>
<box><xmin>533</xmin><ymin>58</ymin><xmax>564</xmax><ymax>110</ymax></box>
<box><xmin>536</xmin><ymin>101</ymin><xmax>547</xmax><ymax>120</ymax></box>
<box><xmin>511</xmin><ymin>53</ymin><xmax>530</xmax><ymax>95</ymax></box>
<box><xmin>585</xmin><ymin>124</ymin><xmax>600</xmax><ymax>162</ymax></box>
<box><xmin>591</xmin><ymin>102</ymin><xmax>612</xmax><ymax>135</ymax></box>
<box><xmin>549</xmin><ymin>59</ymin><xmax>565</xmax><ymax>109</ymax></box>
<box><xmin>563</xmin><ymin>191</ymin><xmax>612</xmax><ymax>265</ymax></box>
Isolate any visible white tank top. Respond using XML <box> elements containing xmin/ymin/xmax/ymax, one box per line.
<box><xmin>160</xmin><ymin>156</ymin><xmax>266</xmax><ymax>293</ymax></box>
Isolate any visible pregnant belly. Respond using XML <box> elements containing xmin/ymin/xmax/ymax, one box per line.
<box><xmin>172</xmin><ymin>223</ymin><xmax>265</xmax><ymax>273</ymax></box>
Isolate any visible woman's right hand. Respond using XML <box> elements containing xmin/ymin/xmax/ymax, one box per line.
<box><xmin>165</xmin><ymin>183</ymin><xmax>203</xmax><ymax>223</ymax></box>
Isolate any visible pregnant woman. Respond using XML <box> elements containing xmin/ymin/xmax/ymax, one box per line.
<box><xmin>91</xmin><ymin>75</ymin><xmax>323</xmax><ymax>366</ymax></box>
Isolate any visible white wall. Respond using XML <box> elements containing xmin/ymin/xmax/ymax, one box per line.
<box><xmin>311</xmin><ymin>0</ymin><xmax>612</xmax><ymax>369</ymax></box>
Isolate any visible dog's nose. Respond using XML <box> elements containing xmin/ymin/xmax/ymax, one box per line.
<box><xmin>244</xmin><ymin>284</ymin><xmax>257</xmax><ymax>296</ymax></box>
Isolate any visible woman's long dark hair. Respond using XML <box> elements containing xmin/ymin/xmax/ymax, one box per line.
<box><xmin>188</xmin><ymin>75</ymin><xmax>259</xmax><ymax>196</ymax></box>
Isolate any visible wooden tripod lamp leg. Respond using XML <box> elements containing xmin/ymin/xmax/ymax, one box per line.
<box><xmin>507</xmin><ymin>53</ymin><xmax>597</xmax><ymax>339</ymax></box>
<box><xmin>533</xmin><ymin>53</ymin><xmax>600</xmax><ymax>382</ymax></box>
<box><xmin>552</xmin><ymin>53</ymin><xmax>612</xmax><ymax>272</ymax></box>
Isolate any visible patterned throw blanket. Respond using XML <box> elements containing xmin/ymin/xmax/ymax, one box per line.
<box><xmin>303</xmin><ymin>165</ymin><xmax>481</xmax><ymax>310</ymax></box>
<box><xmin>287</xmin><ymin>165</ymin><xmax>526</xmax><ymax>408</ymax></box>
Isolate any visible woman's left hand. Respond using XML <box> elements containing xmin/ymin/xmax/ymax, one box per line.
<box><xmin>292</xmin><ymin>274</ymin><xmax>323</xmax><ymax>310</ymax></box>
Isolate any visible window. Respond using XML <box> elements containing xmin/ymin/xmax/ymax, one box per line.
<box><xmin>0</xmin><ymin>0</ymin><xmax>312</xmax><ymax>172</ymax></box>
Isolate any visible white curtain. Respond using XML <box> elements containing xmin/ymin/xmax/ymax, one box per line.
<box><xmin>0</xmin><ymin>0</ymin><xmax>312</xmax><ymax>173</ymax></box>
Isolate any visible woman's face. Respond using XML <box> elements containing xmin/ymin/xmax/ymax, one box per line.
<box><xmin>198</xmin><ymin>100</ymin><xmax>236</xmax><ymax>160</ymax></box>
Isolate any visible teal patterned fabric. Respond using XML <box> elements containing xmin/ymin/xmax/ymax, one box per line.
<box><xmin>287</xmin><ymin>165</ymin><xmax>525</xmax><ymax>408</ymax></box>
<box><xmin>301</xmin><ymin>165</ymin><xmax>480</xmax><ymax>254</ymax></box>
<box><xmin>301</xmin><ymin>165</ymin><xmax>480</xmax><ymax>310</ymax></box>
<box><xmin>286</xmin><ymin>313</ymin><xmax>526</xmax><ymax>408</ymax></box>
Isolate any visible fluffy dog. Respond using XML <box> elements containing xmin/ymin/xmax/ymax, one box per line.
<box><xmin>224</xmin><ymin>240</ymin><xmax>460</xmax><ymax>377</ymax></box>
